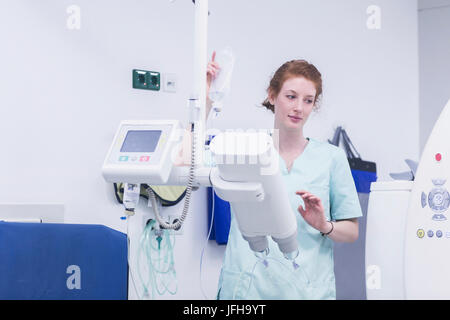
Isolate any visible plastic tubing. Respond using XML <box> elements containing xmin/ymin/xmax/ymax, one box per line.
<box><xmin>149</xmin><ymin>123</ymin><xmax>197</xmax><ymax>230</ymax></box>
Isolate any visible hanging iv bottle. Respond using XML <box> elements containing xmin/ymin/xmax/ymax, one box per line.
<box><xmin>208</xmin><ymin>47</ymin><xmax>235</xmax><ymax>116</ymax></box>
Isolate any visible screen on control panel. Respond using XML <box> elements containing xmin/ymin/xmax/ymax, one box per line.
<box><xmin>120</xmin><ymin>130</ymin><xmax>162</xmax><ymax>153</ymax></box>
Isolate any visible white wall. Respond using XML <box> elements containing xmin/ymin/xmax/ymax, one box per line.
<box><xmin>0</xmin><ymin>0</ymin><xmax>420</xmax><ymax>299</ymax></box>
<box><xmin>418</xmin><ymin>0</ymin><xmax>450</xmax><ymax>152</ymax></box>
<box><xmin>209</xmin><ymin>0</ymin><xmax>420</xmax><ymax>179</ymax></box>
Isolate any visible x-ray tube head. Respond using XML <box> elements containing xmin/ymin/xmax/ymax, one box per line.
<box><xmin>209</xmin><ymin>131</ymin><xmax>299</xmax><ymax>259</ymax></box>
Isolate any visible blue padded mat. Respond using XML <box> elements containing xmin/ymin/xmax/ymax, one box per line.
<box><xmin>0</xmin><ymin>222</ymin><xmax>127</xmax><ymax>300</ymax></box>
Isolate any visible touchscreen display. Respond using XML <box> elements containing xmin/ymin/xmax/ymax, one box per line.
<box><xmin>120</xmin><ymin>130</ymin><xmax>162</xmax><ymax>153</ymax></box>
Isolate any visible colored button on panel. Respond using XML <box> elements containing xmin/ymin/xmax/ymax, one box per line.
<box><xmin>417</xmin><ymin>229</ymin><xmax>425</xmax><ymax>238</ymax></box>
<box><xmin>428</xmin><ymin>230</ymin><xmax>434</xmax><ymax>238</ymax></box>
<box><xmin>119</xmin><ymin>156</ymin><xmax>129</xmax><ymax>162</ymax></box>
<box><xmin>436</xmin><ymin>230</ymin><xmax>443</xmax><ymax>238</ymax></box>
<box><xmin>140</xmin><ymin>156</ymin><xmax>150</xmax><ymax>162</ymax></box>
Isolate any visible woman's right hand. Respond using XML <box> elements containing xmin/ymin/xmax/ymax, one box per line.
<box><xmin>206</xmin><ymin>51</ymin><xmax>221</xmax><ymax>97</ymax></box>
<box><xmin>176</xmin><ymin>51</ymin><xmax>221</xmax><ymax>166</ymax></box>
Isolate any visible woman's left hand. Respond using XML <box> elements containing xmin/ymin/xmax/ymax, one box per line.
<box><xmin>295</xmin><ymin>190</ymin><xmax>329</xmax><ymax>233</ymax></box>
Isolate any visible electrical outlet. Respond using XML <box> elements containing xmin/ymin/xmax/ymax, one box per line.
<box><xmin>148</xmin><ymin>71</ymin><xmax>160</xmax><ymax>91</ymax></box>
<box><xmin>132</xmin><ymin>69</ymin><xmax>160</xmax><ymax>91</ymax></box>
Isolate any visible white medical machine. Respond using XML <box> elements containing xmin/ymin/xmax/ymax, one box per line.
<box><xmin>101</xmin><ymin>0</ymin><xmax>299</xmax><ymax>261</ymax></box>
<box><xmin>209</xmin><ymin>131</ymin><xmax>299</xmax><ymax>259</ymax></box>
<box><xmin>102</xmin><ymin>123</ymin><xmax>299</xmax><ymax>259</ymax></box>
<box><xmin>366</xmin><ymin>99</ymin><xmax>450</xmax><ymax>299</ymax></box>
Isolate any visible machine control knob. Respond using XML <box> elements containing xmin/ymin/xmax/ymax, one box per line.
<box><xmin>428</xmin><ymin>188</ymin><xmax>450</xmax><ymax>213</ymax></box>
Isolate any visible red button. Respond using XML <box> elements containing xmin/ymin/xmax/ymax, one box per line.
<box><xmin>140</xmin><ymin>156</ymin><xmax>150</xmax><ymax>162</ymax></box>
<box><xmin>436</xmin><ymin>153</ymin><xmax>442</xmax><ymax>162</ymax></box>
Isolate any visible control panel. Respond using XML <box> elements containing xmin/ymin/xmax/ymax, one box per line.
<box><xmin>404</xmin><ymin>99</ymin><xmax>450</xmax><ymax>299</ymax></box>
<box><xmin>102</xmin><ymin>120</ymin><xmax>180</xmax><ymax>185</ymax></box>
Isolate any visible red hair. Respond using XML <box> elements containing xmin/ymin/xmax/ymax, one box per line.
<box><xmin>262</xmin><ymin>60</ymin><xmax>323</xmax><ymax>113</ymax></box>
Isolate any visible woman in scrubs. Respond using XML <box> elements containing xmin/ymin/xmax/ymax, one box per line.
<box><xmin>206</xmin><ymin>53</ymin><xmax>362</xmax><ymax>300</ymax></box>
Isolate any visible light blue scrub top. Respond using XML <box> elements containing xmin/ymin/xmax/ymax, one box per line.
<box><xmin>215</xmin><ymin>137</ymin><xmax>363</xmax><ymax>300</ymax></box>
